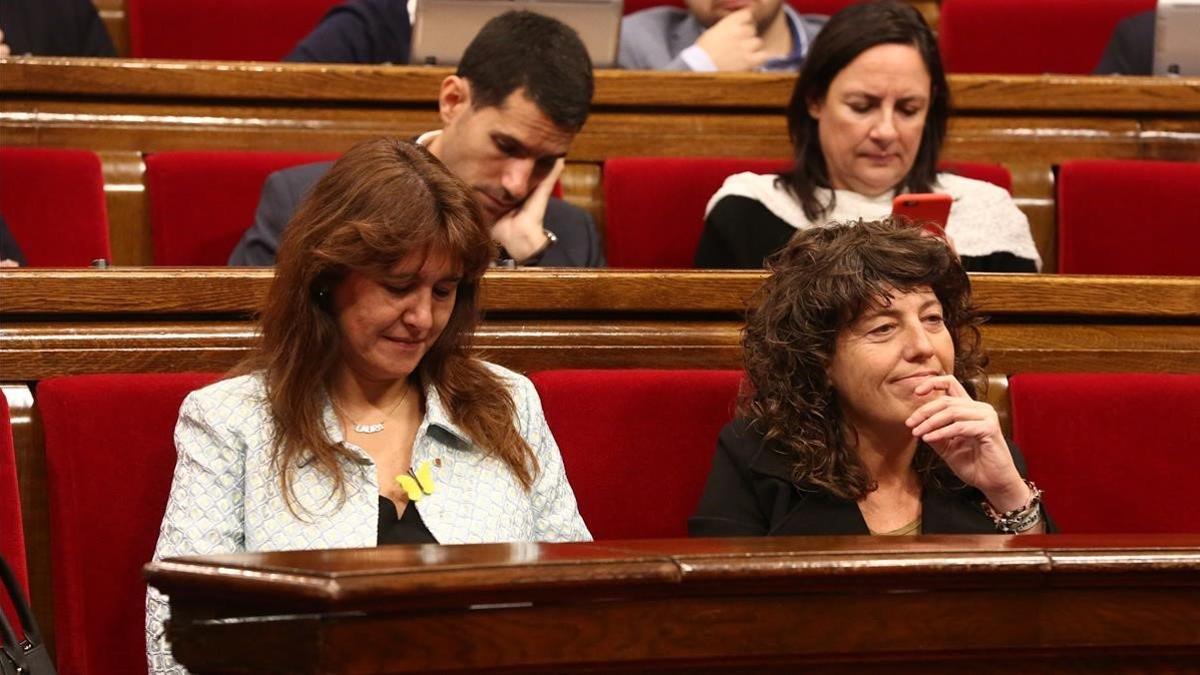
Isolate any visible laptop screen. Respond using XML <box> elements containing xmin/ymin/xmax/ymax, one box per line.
<box><xmin>1154</xmin><ymin>0</ymin><xmax>1200</xmax><ymax>76</ymax></box>
<box><xmin>411</xmin><ymin>0</ymin><xmax>622</xmax><ymax>68</ymax></box>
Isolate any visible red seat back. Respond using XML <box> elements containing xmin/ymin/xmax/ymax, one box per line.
<box><xmin>145</xmin><ymin>151</ymin><xmax>338</xmax><ymax>265</ymax></box>
<box><xmin>1057</xmin><ymin>159</ymin><xmax>1200</xmax><ymax>275</ymax></box>
<box><xmin>126</xmin><ymin>0</ymin><xmax>341</xmax><ymax>60</ymax></box>
<box><xmin>603</xmin><ymin>157</ymin><xmax>1011</xmax><ymax>268</ymax></box>
<box><xmin>1010</xmin><ymin>373</ymin><xmax>1200</xmax><ymax>533</ymax></box>
<box><xmin>39</xmin><ymin>372</ymin><xmax>221</xmax><ymax>675</ymax></box>
<box><xmin>603</xmin><ymin>156</ymin><xmax>790</xmax><ymax>268</ymax></box>
<box><xmin>0</xmin><ymin>148</ymin><xmax>111</xmax><ymax>266</ymax></box>
<box><xmin>531</xmin><ymin>369</ymin><xmax>742</xmax><ymax>539</ymax></box>
<box><xmin>1</xmin><ymin>394</ymin><xmax>28</xmax><ymax>630</ymax></box>
<box><xmin>939</xmin><ymin>0</ymin><xmax>1155</xmax><ymax>74</ymax></box>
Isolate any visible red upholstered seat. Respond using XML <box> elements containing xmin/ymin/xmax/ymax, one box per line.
<box><xmin>1010</xmin><ymin>373</ymin><xmax>1200</xmax><ymax>534</ymax></box>
<box><xmin>145</xmin><ymin>151</ymin><xmax>338</xmax><ymax>265</ymax></box>
<box><xmin>531</xmin><ymin>369</ymin><xmax>742</xmax><ymax>539</ymax></box>
<box><xmin>602</xmin><ymin>156</ymin><xmax>1012</xmax><ymax>268</ymax></box>
<box><xmin>939</xmin><ymin>0</ymin><xmax>1155</xmax><ymax>74</ymax></box>
<box><xmin>0</xmin><ymin>147</ymin><xmax>111</xmax><ymax>267</ymax></box>
<box><xmin>39</xmin><ymin>372</ymin><xmax>221</xmax><ymax>675</ymax></box>
<box><xmin>1057</xmin><ymin>159</ymin><xmax>1200</xmax><ymax>276</ymax></box>
<box><xmin>1</xmin><ymin>394</ymin><xmax>28</xmax><ymax>630</ymax></box>
<box><xmin>126</xmin><ymin>0</ymin><xmax>341</xmax><ymax>60</ymax></box>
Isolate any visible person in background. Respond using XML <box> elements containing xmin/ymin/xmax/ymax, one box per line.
<box><xmin>285</xmin><ymin>0</ymin><xmax>411</xmax><ymax>64</ymax></box>
<box><xmin>148</xmin><ymin>138</ymin><xmax>591</xmax><ymax>674</ymax></box>
<box><xmin>618</xmin><ymin>0</ymin><xmax>825</xmax><ymax>72</ymax></box>
<box><xmin>690</xmin><ymin>219</ymin><xmax>1052</xmax><ymax>537</ymax></box>
<box><xmin>0</xmin><ymin>0</ymin><xmax>116</xmax><ymax>57</ymax></box>
<box><xmin>694</xmin><ymin>1</ymin><xmax>1039</xmax><ymax>271</ymax></box>
<box><xmin>231</xmin><ymin>11</ymin><xmax>603</xmax><ymax>268</ymax></box>
<box><xmin>0</xmin><ymin>215</ymin><xmax>26</xmax><ymax>267</ymax></box>
<box><xmin>1094</xmin><ymin>10</ymin><xmax>1154</xmax><ymax>76</ymax></box>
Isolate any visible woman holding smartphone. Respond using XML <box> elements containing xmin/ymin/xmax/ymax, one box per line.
<box><xmin>693</xmin><ymin>1</ymin><xmax>1040</xmax><ymax>272</ymax></box>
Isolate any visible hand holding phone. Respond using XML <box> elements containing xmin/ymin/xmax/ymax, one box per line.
<box><xmin>892</xmin><ymin>193</ymin><xmax>952</xmax><ymax>236</ymax></box>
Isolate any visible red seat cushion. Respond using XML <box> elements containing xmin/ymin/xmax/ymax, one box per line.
<box><xmin>0</xmin><ymin>147</ymin><xmax>110</xmax><ymax>267</ymax></box>
<box><xmin>1</xmin><ymin>394</ymin><xmax>28</xmax><ymax>631</ymax></box>
<box><xmin>531</xmin><ymin>369</ymin><xmax>742</xmax><ymax>540</ymax></box>
<box><xmin>39</xmin><ymin>372</ymin><xmax>221</xmax><ymax>675</ymax></box>
<box><xmin>603</xmin><ymin>157</ymin><xmax>1011</xmax><ymax>268</ymax></box>
<box><xmin>145</xmin><ymin>151</ymin><xmax>338</xmax><ymax>265</ymax></box>
<box><xmin>126</xmin><ymin>0</ymin><xmax>342</xmax><ymax>60</ymax></box>
<box><xmin>939</xmin><ymin>0</ymin><xmax>1155</xmax><ymax>74</ymax></box>
<box><xmin>1057</xmin><ymin>159</ymin><xmax>1200</xmax><ymax>275</ymax></box>
<box><xmin>1010</xmin><ymin>373</ymin><xmax>1200</xmax><ymax>534</ymax></box>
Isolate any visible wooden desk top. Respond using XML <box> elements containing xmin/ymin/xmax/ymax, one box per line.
<box><xmin>146</xmin><ymin>535</ymin><xmax>1200</xmax><ymax>674</ymax></box>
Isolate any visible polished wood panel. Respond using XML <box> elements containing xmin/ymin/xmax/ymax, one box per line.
<box><xmin>2</xmin><ymin>270</ymin><xmax>1198</xmax><ymax>379</ymax></box>
<box><xmin>2</xmin><ymin>60</ymin><xmax>1197</xmax><ymax>266</ymax></box>
<box><xmin>146</xmin><ymin>535</ymin><xmax>1200</xmax><ymax>673</ymax></box>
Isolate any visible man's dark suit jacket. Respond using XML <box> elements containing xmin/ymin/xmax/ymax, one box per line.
<box><xmin>285</xmin><ymin>0</ymin><xmax>411</xmax><ymax>64</ymax></box>
<box><xmin>689</xmin><ymin>418</ymin><xmax>1055</xmax><ymax>537</ymax></box>
<box><xmin>1094</xmin><ymin>10</ymin><xmax>1154</xmax><ymax>75</ymax></box>
<box><xmin>0</xmin><ymin>0</ymin><xmax>115</xmax><ymax>57</ymax></box>
<box><xmin>228</xmin><ymin>161</ymin><xmax>605</xmax><ymax>267</ymax></box>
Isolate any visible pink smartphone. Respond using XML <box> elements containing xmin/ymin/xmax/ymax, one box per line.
<box><xmin>892</xmin><ymin>193</ymin><xmax>952</xmax><ymax>235</ymax></box>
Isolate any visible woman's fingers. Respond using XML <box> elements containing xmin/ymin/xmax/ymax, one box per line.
<box><xmin>912</xmin><ymin>374</ymin><xmax>969</xmax><ymax>399</ymax></box>
<box><xmin>909</xmin><ymin>400</ymin><xmax>991</xmax><ymax>438</ymax></box>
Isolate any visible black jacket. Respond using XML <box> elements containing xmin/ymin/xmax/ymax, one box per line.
<box><xmin>1094</xmin><ymin>10</ymin><xmax>1154</xmax><ymax>76</ymax></box>
<box><xmin>689</xmin><ymin>418</ymin><xmax>1055</xmax><ymax>536</ymax></box>
<box><xmin>0</xmin><ymin>0</ymin><xmax>115</xmax><ymax>57</ymax></box>
<box><xmin>285</xmin><ymin>0</ymin><xmax>411</xmax><ymax>64</ymax></box>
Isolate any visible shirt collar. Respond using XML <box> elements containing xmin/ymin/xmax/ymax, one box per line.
<box><xmin>415</xmin><ymin>129</ymin><xmax>441</xmax><ymax>147</ymax></box>
<box><xmin>317</xmin><ymin>378</ymin><xmax>475</xmax><ymax>466</ymax></box>
<box><xmin>762</xmin><ymin>6</ymin><xmax>810</xmax><ymax>72</ymax></box>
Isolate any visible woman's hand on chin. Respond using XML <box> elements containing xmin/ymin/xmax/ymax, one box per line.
<box><xmin>904</xmin><ymin>375</ymin><xmax>1030</xmax><ymax>511</ymax></box>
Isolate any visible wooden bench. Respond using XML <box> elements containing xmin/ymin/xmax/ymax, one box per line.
<box><xmin>2</xmin><ymin>60</ymin><xmax>1197</xmax><ymax>269</ymax></box>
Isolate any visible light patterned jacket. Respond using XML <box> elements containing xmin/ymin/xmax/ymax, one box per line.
<box><xmin>146</xmin><ymin>363</ymin><xmax>590</xmax><ymax>674</ymax></box>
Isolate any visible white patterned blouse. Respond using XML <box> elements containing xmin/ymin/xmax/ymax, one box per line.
<box><xmin>146</xmin><ymin>363</ymin><xmax>590</xmax><ymax>674</ymax></box>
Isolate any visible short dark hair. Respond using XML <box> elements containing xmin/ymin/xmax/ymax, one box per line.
<box><xmin>456</xmin><ymin>11</ymin><xmax>594</xmax><ymax>133</ymax></box>
<box><xmin>741</xmin><ymin>219</ymin><xmax>983</xmax><ymax>500</ymax></box>
<box><xmin>782</xmin><ymin>1</ymin><xmax>949</xmax><ymax>221</ymax></box>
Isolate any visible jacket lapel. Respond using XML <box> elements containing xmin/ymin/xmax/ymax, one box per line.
<box><xmin>747</xmin><ymin>438</ymin><xmax>871</xmax><ymax>535</ymax></box>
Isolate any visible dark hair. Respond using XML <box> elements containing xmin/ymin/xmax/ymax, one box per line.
<box><xmin>241</xmin><ymin>137</ymin><xmax>538</xmax><ymax>515</ymax></box>
<box><xmin>456</xmin><ymin>10</ymin><xmax>594</xmax><ymax>132</ymax></box>
<box><xmin>783</xmin><ymin>0</ymin><xmax>949</xmax><ymax>221</ymax></box>
<box><xmin>740</xmin><ymin>219</ymin><xmax>984</xmax><ymax>500</ymax></box>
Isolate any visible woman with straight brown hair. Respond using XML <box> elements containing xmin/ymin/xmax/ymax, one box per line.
<box><xmin>147</xmin><ymin>138</ymin><xmax>589</xmax><ymax>674</ymax></box>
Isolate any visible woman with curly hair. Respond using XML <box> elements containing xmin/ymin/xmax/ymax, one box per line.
<box><xmin>690</xmin><ymin>219</ymin><xmax>1051</xmax><ymax>536</ymax></box>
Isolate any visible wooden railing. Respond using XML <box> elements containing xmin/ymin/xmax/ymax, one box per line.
<box><xmin>3</xmin><ymin>59</ymin><xmax>1198</xmax><ymax>268</ymax></box>
<box><xmin>146</xmin><ymin>534</ymin><xmax>1200</xmax><ymax>673</ymax></box>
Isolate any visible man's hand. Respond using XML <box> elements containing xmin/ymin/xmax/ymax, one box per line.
<box><xmin>694</xmin><ymin>9</ymin><xmax>769</xmax><ymax>72</ymax></box>
<box><xmin>490</xmin><ymin>158</ymin><xmax>564</xmax><ymax>264</ymax></box>
<box><xmin>0</xmin><ymin>28</ymin><xmax>11</xmax><ymax>57</ymax></box>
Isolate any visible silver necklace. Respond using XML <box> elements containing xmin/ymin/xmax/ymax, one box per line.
<box><xmin>335</xmin><ymin>386</ymin><xmax>410</xmax><ymax>434</ymax></box>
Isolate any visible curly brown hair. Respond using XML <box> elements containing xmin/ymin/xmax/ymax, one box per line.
<box><xmin>740</xmin><ymin>218</ymin><xmax>985</xmax><ymax>500</ymax></box>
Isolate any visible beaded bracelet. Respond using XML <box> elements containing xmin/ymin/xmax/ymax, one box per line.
<box><xmin>981</xmin><ymin>479</ymin><xmax>1043</xmax><ymax>534</ymax></box>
